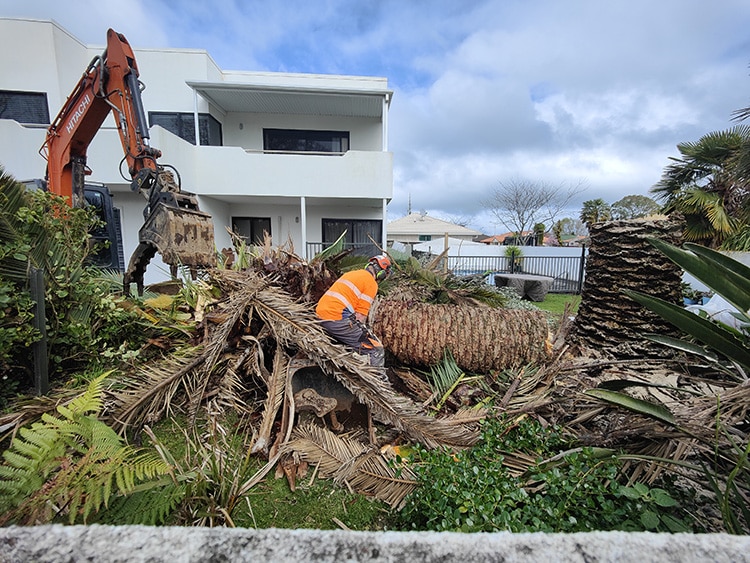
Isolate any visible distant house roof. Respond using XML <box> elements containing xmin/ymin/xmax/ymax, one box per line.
<box><xmin>558</xmin><ymin>234</ymin><xmax>588</xmax><ymax>246</ymax></box>
<box><xmin>480</xmin><ymin>231</ymin><xmax>558</xmax><ymax>246</ymax></box>
<box><xmin>480</xmin><ymin>231</ymin><xmax>535</xmax><ymax>244</ymax></box>
<box><xmin>388</xmin><ymin>213</ymin><xmax>482</xmax><ymax>242</ymax></box>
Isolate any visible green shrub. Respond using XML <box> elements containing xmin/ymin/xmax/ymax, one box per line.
<box><xmin>398</xmin><ymin>416</ymin><xmax>690</xmax><ymax>533</ymax></box>
<box><xmin>0</xmin><ymin>170</ymin><xmax>154</xmax><ymax>398</ymax></box>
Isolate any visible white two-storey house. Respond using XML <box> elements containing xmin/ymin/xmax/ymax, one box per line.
<box><xmin>0</xmin><ymin>18</ymin><xmax>393</xmax><ymax>285</ymax></box>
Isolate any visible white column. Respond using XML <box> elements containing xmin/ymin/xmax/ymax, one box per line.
<box><xmin>193</xmin><ymin>90</ymin><xmax>200</xmax><ymax>146</ymax></box>
<box><xmin>382</xmin><ymin>198</ymin><xmax>388</xmax><ymax>250</ymax></box>
<box><xmin>382</xmin><ymin>95</ymin><xmax>389</xmax><ymax>151</ymax></box>
<box><xmin>300</xmin><ymin>196</ymin><xmax>307</xmax><ymax>259</ymax></box>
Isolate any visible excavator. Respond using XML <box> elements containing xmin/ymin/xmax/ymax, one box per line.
<box><xmin>40</xmin><ymin>28</ymin><xmax>215</xmax><ymax>294</ymax></box>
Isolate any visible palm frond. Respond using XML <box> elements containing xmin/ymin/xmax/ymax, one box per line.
<box><xmin>282</xmin><ymin>422</ymin><xmax>417</xmax><ymax>508</ymax></box>
<box><xmin>250</xmin><ymin>344</ymin><xmax>289</xmax><ymax>455</ymax></box>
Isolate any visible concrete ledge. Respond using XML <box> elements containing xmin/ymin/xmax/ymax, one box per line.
<box><xmin>1</xmin><ymin>526</ymin><xmax>749</xmax><ymax>562</ymax></box>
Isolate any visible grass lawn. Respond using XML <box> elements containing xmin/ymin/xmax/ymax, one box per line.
<box><xmin>535</xmin><ymin>293</ymin><xmax>581</xmax><ymax>317</ymax></box>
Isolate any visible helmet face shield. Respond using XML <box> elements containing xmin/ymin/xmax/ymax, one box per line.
<box><xmin>369</xmin><ymin>254</ymin><xmax>392</xmax><ymax>281</ymax></box>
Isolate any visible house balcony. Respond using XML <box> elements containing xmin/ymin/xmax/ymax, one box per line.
<box><xmin>150</xmin><ymin>127</ymin><xmax>393</xmax><ymax>202</ymax></box>
<box><xmin>1</xmin><ymin>121</ymin><xmax>392</xmax><ymax>203</ymax></box>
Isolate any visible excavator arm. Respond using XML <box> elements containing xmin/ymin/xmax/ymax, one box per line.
<box><xmin>42</xmin><ymin>29</ymin><xmax>215</xmax><ymax>294</ymax></box>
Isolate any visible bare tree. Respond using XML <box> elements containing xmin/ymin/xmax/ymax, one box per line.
<box><xmin>483</xmin><ymin>179</ymin><xmax>586</xmax><ymax>237</ymax></box>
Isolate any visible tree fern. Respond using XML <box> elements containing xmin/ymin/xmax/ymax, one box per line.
<box><xmin>0</xmin><ymin>373</ymin><xmax>171</xmax><ymax>524</ymax></box>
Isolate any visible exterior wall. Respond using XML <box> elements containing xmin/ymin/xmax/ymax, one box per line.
<box><xmin>130</xmin><ymin>50</ymin><xmax>222</xmax><ymax>114</ymax></box>
<box><xmin>0</xmin><ymin>20</ymin><xmax>89</xmax><ymax>113</ymax></box>
<box><xmin>0</xmin><ymin>18</ymin><xmax>392</xmax><ymax>286</ymax></box>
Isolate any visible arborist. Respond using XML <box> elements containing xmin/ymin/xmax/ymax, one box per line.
<box><xmin>315</xmin><ymin>254</ymin><xmax>392</xmax><ymax>378</ymax></box>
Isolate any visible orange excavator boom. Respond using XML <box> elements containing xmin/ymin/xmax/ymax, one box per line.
<box><xmin>41</xmin><ymin>29</ymin><xmax>215</xmax><ymax>294</ymax></box>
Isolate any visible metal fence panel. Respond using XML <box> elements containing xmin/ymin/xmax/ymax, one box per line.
<box><xmin>446</xmin><ymin>255</ymin><xmax>585</xmax><ymax>293</ymax></box>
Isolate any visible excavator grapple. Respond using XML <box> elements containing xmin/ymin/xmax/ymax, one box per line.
<box><xmin>124</xmin><ymin>191</ymin><xmax>215</xmax><ymax>294</ymax></box>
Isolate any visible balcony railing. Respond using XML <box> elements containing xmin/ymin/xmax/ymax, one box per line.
<box><xmin>306</xmin><ymin>242</ymin><xmax>380</xmax><ymax>261</ymax></box>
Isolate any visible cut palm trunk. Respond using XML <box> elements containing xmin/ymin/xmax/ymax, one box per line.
<box><xmin>571</xmin><ymin>218</ymin><xmax>684</xmax><ymax>360</ymax></box>
<box><xmin>373</xmin><ymin>300</ymin><xmax>550</xmax><ymax>373</ymax></box>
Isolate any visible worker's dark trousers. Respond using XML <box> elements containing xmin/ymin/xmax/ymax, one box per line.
<box><xmin>319</xmin><ymin>318</ymin><xmax>385</xmax><ymax>368</ymax></box>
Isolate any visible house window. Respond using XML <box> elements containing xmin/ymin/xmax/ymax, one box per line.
<box><xmin>263</xmin><ymin>129</ymin><xmax>349</xmax><ymax>153</ymax></box>
<box><xmin>418</xmin><ymin>235</ymin><xmax>432</xmax><ymax>241</ymax></box>
<box><xmin>149</xmin><ymin>112</ymin><xmax>222</xmax><ymax>146</ymax></box>
<box><xmin>0</xmin><ymin>90</ymin><xmax>50</xmax><ymax>124</ymax></box>
<box><xmin>232</xmin><ymin>217</ymin><xmax>272</xmax><ymax>245</ymax></box>
<box><xmin>322</xmin><ymin>219</ymin><xmax>381</xmax><ymax>257</ymax></box>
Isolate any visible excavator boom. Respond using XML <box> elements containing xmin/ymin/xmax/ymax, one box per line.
<box><xmin>41</xmin><ymin>28</ymin><xmax>215</xmax><ymax>293</ymax></box>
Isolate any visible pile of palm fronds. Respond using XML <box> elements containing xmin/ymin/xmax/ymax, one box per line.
<box><xmin>99</xmin><ymin>266</ymin><xmax>481</xmax><ymax>508</ymax></box>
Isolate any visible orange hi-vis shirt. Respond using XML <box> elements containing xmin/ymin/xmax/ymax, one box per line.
<box><xmin>315</xmin><ymin>269</ymin><xmax>378</xmax><ymax>321</ymax></box>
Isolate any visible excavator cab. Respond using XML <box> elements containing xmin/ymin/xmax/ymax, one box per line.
<box><xmin>23</xmin><ymin>179</ymin><xmax>126</xmax><ymax>272</ymax></box>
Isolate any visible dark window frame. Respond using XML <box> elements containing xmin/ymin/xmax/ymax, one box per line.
<box><xmin>322</xmin><ymin>218</ymin><xmax>382</xmax><ymax>257</ymax></box>
<box><xmin>0</xmin><ymin>90</ymin><xmax>50</xmax><ymax>124</ymax></box>
<box><xmin>263</xmin><ymin>129</ymin><xmax>350</xmax><ymax>153</ymax></box>
<box><xmin>232</xmin><ymin>216</ymin><xmax>272</xmax><ymax>245</ymax></box>
<box><xmin>149</xmin><ymin>111</ymin><xmax>223</xmax><ymax>146</ymax></box>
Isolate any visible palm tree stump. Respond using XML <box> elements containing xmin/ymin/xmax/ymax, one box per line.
<box><xmin>571</xmin><ymin>218</ymin><xmax>684</xmax><ymax>359</ymax></box>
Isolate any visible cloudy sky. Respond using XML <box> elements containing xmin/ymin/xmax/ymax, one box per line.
<box><xmin>3</xmin><ymin>0</ymin><xmax>750</xmax><ymax>233</ymax></box>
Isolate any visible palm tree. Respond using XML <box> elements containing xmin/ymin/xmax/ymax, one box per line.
<box><xmin>651</xmin><ymin>126</ymin><xmax>750</xmax><ymax>248</ymax></box>
<box><xmin>579</xmin><ymin>198</ymin><xmax>612</xmax><ymax>227</ymax></box>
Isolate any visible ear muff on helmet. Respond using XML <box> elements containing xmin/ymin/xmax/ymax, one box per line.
<box><xmin>375</xmin><ymin>268</ymin><xmax>389</xmax><ymax>281</ymax></box>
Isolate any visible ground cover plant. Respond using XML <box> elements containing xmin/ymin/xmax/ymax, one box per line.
<box><xmin>398</xmin><ymin>415</ymin><xmax>690</xmax><ymax>533</ymax></box>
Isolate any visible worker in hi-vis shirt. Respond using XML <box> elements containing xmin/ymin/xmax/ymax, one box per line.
<box><xmin>315</xmin><ymin>255</ymin><xmax>392</xmax><ymax>378</ymax></box>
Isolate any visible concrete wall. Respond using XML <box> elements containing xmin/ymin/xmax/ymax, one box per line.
<box><xmin>0</xmin><ymin>526</ymin><xmax>748</xmax><ymax>563</ymax></box>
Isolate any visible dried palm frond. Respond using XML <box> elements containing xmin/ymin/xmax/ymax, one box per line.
<box><xmin>282</xmin><ymin>422</ymin><xmax>417</xmax><ymax>508</ymax></box>
<box><xmin>0</xmin><ymin>388</ymin><xmax>88</xmax><ymax>441</ymax></box>
<box><xmin>251</xmin><ymin>344</ymin><xmax>289</xmax><ymax>455</ymax></box>
<box><xmin>108</xmin><ymin>275</ymin><xmax>266</xmax><ymax>432</ymax></box>
<box><xmin>187</xmin><ymin>285</ymin><xmax>260</xmax><ymax>419</ymax></box>
<box><xmin>108</xmin><ymin>347</ymin><xmax>206</xmax><ymax>432</ymax></box>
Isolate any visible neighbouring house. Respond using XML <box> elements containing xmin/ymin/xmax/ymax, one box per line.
<box><xmin>557</xmin><ymin>234</ymin><xmax>588</xmax><ymax>247</ymax></box>
<box><xmin>387</xmin><ymin>212</ymin><xmax>482</xmax><ymax>252</ymax></box>
<box><xmin>479</xmin><ymin>231</ymin><xmax>554</xmax><ymax>246</ymax></box>
<box><xmin>0</xmin><ymin>18</ymin><xmax>393</xmax><ymax>285</ymax></box>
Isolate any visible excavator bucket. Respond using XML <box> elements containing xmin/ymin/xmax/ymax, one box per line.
<box><xmin>123</xmin><ymin>191</ymin><xmax>215</xmax><ymax>294</ymax></box>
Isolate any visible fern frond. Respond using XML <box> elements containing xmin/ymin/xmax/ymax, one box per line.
<box><xmin>0</xmin><ymin>375</ymin><xmax>172</xmax><ymax>525</ymax></box>
<box><xmin>97</xmin><ymin>479</ymin><xmax>188</xmax><ymax>525</ymax></box>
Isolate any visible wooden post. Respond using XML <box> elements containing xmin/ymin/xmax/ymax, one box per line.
<box><xmin>443</xmin><ymin>233</ymin><xmax>449</xmax><ymax>274</ymax></box>
<box><xmin>30</xmin><ymin>267</ymin><xmax>49</xmax><ymax>395</ymax></box>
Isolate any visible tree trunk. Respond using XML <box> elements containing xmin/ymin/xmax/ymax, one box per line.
<box><xmin>373</xmin><ymin>300</ymin><xmax>549</xmax><ymax>374</ymax></box>
<box><xmin>571</xmin><ymin>217</ymin><xmax>683</xmax><ymax>359</ymax></box>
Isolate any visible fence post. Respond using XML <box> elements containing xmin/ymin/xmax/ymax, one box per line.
<box><xmin>577</xmin><ymin>245</ymin><xmax>587</xmax><ymax>294</ymax></box>
<box><xmin>30</xmin><ymin>267</ymin><xmax>49</xmax><ymax>396</ymax></box>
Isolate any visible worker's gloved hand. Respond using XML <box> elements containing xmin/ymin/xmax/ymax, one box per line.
<box><xmin>353</xmin><ymin>319</ymin><xmax>372</xmax><ymax>343</ymax></box>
